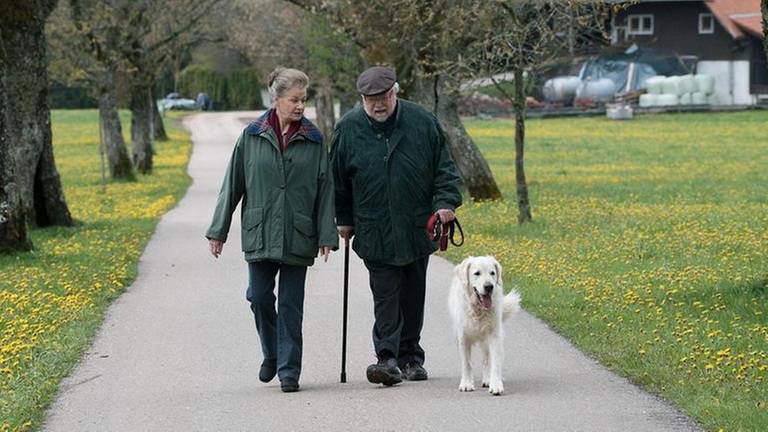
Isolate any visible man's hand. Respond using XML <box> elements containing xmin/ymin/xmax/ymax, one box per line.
<box><xmin>337</xmin><ymin>225</ymin><xmax>354</xmax><ymax>244</ymax></box>
<box><xmin>208</xmin><ymin>239</ymin><xmax>224</xmax><ymax>258</ymax></box>
<box><xmin>435</xmin><ymin>209</ymin><xmax>455</xmax><ymax>224</ymax></box>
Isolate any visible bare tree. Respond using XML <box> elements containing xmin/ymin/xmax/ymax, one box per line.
<box><xmin>288</xmin><ymin>0</ymin><xmax>503</xmax><ymax>201</ymax></box>
<box><xmin>121</xmin><ymin>0</ymin><xmax>220</xmax><ymax>174</ymax></box>
<box><xmin>48</xmin><ymin>1</ymin><xmax>135</xmax><ymax>180</ymax></box>
<box><xmin>462</xmin><ymin>0</ymin><xmax>613</xmax><ymax>222</ymax></box>
<box><xmin>0</xmin><ymin>0</ymin><xmax>73</xmax><ymax>243</ymax></box>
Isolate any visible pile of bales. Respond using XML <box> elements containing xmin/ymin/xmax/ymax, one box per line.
<box><xmin>639</xmin><ymin>74</ymin><xmax>717</xmax><ymax>107</ymax></box>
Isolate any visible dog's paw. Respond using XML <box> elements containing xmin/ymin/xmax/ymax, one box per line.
<box><xmin>488</xmin><ymin>380</ymin><xmax>504</xmax><ymax>395</ymax></box>
<box><xmin>458</xmin><ymin>379</ymin><xmax>475</xmax><ymax>392</ymax></box>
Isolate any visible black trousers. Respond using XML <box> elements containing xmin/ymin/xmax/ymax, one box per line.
<box><xmin>363</xmin><ymin>256</ymin><xmax>429</xmax><ymax>368</ymax></box>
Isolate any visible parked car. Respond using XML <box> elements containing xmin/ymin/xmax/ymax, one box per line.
<box><xmin>157</xmin><ymin>92</ymin><xmax>213</xmax><ymax>111</ymax></box>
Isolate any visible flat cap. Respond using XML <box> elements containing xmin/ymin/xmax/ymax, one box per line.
<box><xmin>356</xmin><ymin>66</ymin><xmax>396</xmax><ymax>96</ymax></box>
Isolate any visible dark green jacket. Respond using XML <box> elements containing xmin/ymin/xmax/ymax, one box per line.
<box><xmin>331</xmin><ymin>100</ymin><xmax>462</xmax><ymax>265</ymax></box>
<box><xmin>206</xmin><ymin>110</ymin><xmax>338</xmax><ymax>266</ymax></box>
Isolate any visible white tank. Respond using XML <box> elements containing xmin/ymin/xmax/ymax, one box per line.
<box><xmin>656</xmin><ymin>94</ymin><xmax>679</xmax><ymax>106</ymax></box>
<box><xmin>639</xmin><ymin>93</ymin><xmax>657</xmax><ymax>107</ymax></box>
<box><xmin>644</xmin><ymin>76</ymin><xmax>666</xmax><ymax>95</ymax></box>
<box><xmin>542</xmin><ymin>76</ymin><xmax>581</xmax><ymax>103</ymax></box>
<box><xmin>575</xmin><ymin>78</ymin><xmax>615</xmax><ymax>102</ymax></box>
<box><xmin>695</xmin><ymin>74</ymin><xmax>715</xmax><ymax>95</ymax></box>
<box><xmin>662</xmin><ymin>76</ymin><xmax>682</xmax><ymax>95</ymax></box>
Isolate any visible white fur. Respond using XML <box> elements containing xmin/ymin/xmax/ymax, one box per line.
<box><xmin>448</xmin><ymin>256</ymin><xmax>521</xmax><ymax>395</ymax></box>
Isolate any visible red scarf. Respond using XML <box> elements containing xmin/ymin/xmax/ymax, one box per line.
<box><xmin>267</xmin><ymin>109</ymin><xmax>300</xmax><ymax>154</ymax></box>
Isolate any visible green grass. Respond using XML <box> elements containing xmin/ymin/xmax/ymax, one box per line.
<box><xmin>0</xmin><ymin>110</ymin><xmax>192</xmax><ymax>431</ymax></box>
<box><xmin>446</xmin><ymin>110</ymin><xmax>768</xmax><ymax>432</ymax></box>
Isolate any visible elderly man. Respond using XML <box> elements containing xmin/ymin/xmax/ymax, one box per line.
<box><xmin>331</xmin><ymin>66</ymin><xmax>462</xmax><ymax>386</ymax></box>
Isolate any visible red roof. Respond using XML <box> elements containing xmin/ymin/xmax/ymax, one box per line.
<box><xmin>705</xmin><ymin>0</ymin><xmax>763</xmax><ymax>39</ymax></box>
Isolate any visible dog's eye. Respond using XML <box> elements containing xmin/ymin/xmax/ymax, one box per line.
<box><xmin>490</xmin><ymin>271</ymin><xmax>496</xmax><ymax>276</ymax></box>
<box><xmin>473</xmin><ymin>271</ymin><xmax>481</xmax><ymax>276</ymax></box>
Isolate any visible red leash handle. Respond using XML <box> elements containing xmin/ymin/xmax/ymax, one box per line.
<box><xmin>427</xmin><ymin>213</ymin><xmax>464</xmax><ymax>251</ymax></box>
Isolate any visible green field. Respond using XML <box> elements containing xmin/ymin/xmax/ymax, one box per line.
<box><xmin>447</xmin><ymin>111</ymin><xmax>768</xmax><ymax>432</ymax></box>
<box><xmin>0</xmin><ymin>110</ymin><xmax>192</xmax><ymax>431</ymax></box>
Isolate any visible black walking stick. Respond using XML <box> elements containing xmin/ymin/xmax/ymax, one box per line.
<box><xmin>340</xmin><ymin>238</ymin><xmax>350</xmax><ymax>383</ymax></box>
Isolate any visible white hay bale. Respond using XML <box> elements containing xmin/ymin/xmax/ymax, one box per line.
<box><xmin>678</xmin><ymin>74</ymin><xmax>697</xmax><ymax>94</ymax></box>
<box><xmin>656</xmin><ymin>94</ymin><xmax>679</xmax><ymax>106</ymax></box>
<box><xmin>692</xmin><ymin>92</ymin><xmax>708</xmax><ymax>105</ymax></box>
<box><xmin>694</xmin><ymin>74</ymin><xmax>715</xmax><ymax>95</ymax></box>
<box><xmin>639</xmin><ymin>93</ymin><xmax>657</xmax><ymax>107</ymax></box>
<box><xmin>662</xmin><ymin>76</ymin><xmax>682</xmax><ymax>95</ymax></box>
<box><xmin>644</xmin><ymin>76</ymin><xmax>666</xmax><ymax>95</ymax></box>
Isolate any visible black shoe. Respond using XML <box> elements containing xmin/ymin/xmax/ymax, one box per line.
<box><xmin>280</xmin><ymin>377</ymin><xmax>300</xmax><ymax>393</ymax></box>
<box><xmin>401</xmin><ymin>362</ymin><xmax>428</xmax><ymax>381</ymax></box>
<box><xmin>366</xmin><ymin>357</ymin><xmax>402</xmax><ymax>386</ymax></box>
<box><xmin>259</xmin><ymin>359</ymin><xmax>277</xmax><ymax>383</ymax></box>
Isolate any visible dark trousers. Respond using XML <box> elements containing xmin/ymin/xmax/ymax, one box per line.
<box><xmin>246</xmin><ymin>261</ymin><xmax>307</xmax><ymax>381</ymax></box>
<box><xmin>363</xmin><ymin>256</ymin><xmax>429</xmax><ymax>368</ymax></box>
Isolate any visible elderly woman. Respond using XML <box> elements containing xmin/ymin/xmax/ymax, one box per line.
<box><xmin>206</xmin><ymin>67</ymin><xmax>338</xmax><ymax>393</ymax></box>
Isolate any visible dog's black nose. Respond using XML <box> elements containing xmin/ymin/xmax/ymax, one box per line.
<box><xmin>484</xmin><ymin>283</ymin><xmax>494</xmax><ymax>292</ymax></box>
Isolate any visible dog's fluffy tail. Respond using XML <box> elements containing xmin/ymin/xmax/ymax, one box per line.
<box><xmin>502</xmin><ymin>289</ymin><xmax>522</xmax><ymax>320</ymax></box>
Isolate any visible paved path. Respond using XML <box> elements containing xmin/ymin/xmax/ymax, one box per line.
<box><xmin>44</xmin><ymin>112</ymin><xmax>701</xmax><ymax>431</ymax></box>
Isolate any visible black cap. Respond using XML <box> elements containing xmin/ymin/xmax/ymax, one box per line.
<box><xmin>356</xmin><ymin>66</ymin><xmax>396</xmax><ymax>96</ymax></box>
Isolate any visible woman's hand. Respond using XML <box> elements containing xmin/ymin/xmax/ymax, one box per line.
<box><xmin>209</xmin><ymin>239</ymin><xmax>224</xmax><ymax>258</ymax></box>
<box><xmin>318</xmin><ymin>246</ymin><xmax>332</xmax><ymax>262</ymax></box>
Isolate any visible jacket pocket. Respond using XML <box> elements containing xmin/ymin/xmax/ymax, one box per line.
<box><xmin>241</xmin><ymin>207</ymin><xmax>264</xmax><ymax>252</ymax></box>
<box><xmin>290</xmin><ymin>213</ymin><xmax>317</xmax><ymax>258</ymax></box>
<box><xmin>412</xmin><ymin>212</ymin><xmax>436</xmax><ymax>255</ymax></box>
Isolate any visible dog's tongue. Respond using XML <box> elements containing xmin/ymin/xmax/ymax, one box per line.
<box><xmin>480</xmin><ymin>294</ymin><xmax>492</xmax><ymax>309</ymax></box>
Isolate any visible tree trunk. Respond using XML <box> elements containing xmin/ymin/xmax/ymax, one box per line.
<box><xmin>130</xmin><ymin>83</ymin><xmax>153</xmax><ymax>174</ymax></box>
<box><xmin>513</xmin><ymin>68</ymin><xmax>532</xmax><ymax>223</ymax></box>
<box><xmin>337</xmin><ymin>89</ymin><xmax>358</xmax><ymax>118</ymax></box>
<box><xmin>152</xmin><ymin>87</ymin><xmax>168</xmax><ymax>142</ymax></box>
<box><xmin>433</xmin><ymin>78</ymin><xmax>502</xmax><ymax>201</ymax></box>
<box><xmin>314</xmin><ymin>84</ymin><xmax>335</xmax><ymax>142</ymax></box>
<box><xmin>98</xmin><ymin>85</ymin><xmax>134</xmax><ymax>179</ymax></box>
<box><xmin>762</xmin><ymin>0</ymin><xmax>767</xmax><ymax>63</ymax></box>
<box><xmin>0</xmin><ymin>26</ymin><xmax>32</xmax><ymax>252</ymax></box>
<box><xmin>1</xmin><ymin>0</ymin><xmax>73</xmax><ymax>229</ymax></box>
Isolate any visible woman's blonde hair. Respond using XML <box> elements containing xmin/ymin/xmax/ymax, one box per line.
<box><xmin>268</xmin><ymin>67</ymin><xmax>309</xmax><ymax>102</ymax></box>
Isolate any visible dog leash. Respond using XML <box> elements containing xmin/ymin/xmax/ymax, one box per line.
<box><xmin>427</xmin><ymin>213</ymin><xmax>464</xmax><ymax>251</ymax></box>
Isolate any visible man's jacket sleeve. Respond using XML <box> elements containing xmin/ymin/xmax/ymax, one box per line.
<box><xmin>330</xmin><ymin>126</ymin><xmax>354</xmax><ymax>226</ymax></box>
<box><xmin>431</xmin><ymin>117</ymin><xmax>462</xmax><ymax>212</ymax></box>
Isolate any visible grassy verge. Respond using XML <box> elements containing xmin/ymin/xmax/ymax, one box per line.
<box><xmin>0</xmin><ymin>110</ymin><xmax>192</xmax><ymax>431</ymax></box>
<box><xmin>445</xmin><ymin>111</ymin><xmax>768</xmax><ymax>431</ymax></box>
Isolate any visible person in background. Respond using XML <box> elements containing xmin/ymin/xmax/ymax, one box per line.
<box><xmin>331</xmin><ymin>66</ymin><xmax>462</xmax><ymax>386</ymax></box>
<box><xmin>206</xmin><ymin>67</ymin><xmax>338</xmax><ymax>393</ymax></box>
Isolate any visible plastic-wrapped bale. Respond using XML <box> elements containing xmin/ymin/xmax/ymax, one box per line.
<box><xmin>639</xmin><ymin>93</ymin><xmax>657</xmax><ymax>107</ymax></box>
<box><xmin>662</xmin><ymin>76</ymin><xmax>682</xmax><ymax>95</ymax></box>
<box><xmin>694</xmin><ymin>74</ymin><xmax>715</xmax><ymax>95</ymax></box>
<box><xmin>679</xmin><ymin>93</ymin><xmax>693</xmax><ymax>105</ymax></box>
<box><xmin>656</xmin><ymin>94</ymin><xmax>679</xmax><ymax>106</ymax></box>
<box><xmin>707</xmin><ymin>93</ymin><xmax>718</xmax><ymax>105</ymax></box>
<box><xmin>678</xmin><ymin>75</ymin><xmax>697</xmax><ymax>94</ymax></box>
<box><xmin>575</xmin><ymin>78</ymin><xmax>616</xmax><ymax>103</ymax></box>
<box><xmin>692</xmin><ymin>92</ymin><xmax>708</xmax><ymax>105</ymax></box>
<box><xmin>542</xmin><ymin>76</ymin><xmax>581</xmax><ymax>103</ymax></box>
<box><xmin>644</xmin><ymin>76</ymin><xmax>666</xmax><ymax>95</ymax></box>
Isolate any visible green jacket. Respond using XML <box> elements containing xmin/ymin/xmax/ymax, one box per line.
<box><xmin>331</xmin><ymin>100</ymin><xmax>462</xmax><ymax>265</ymax></box>
<box><xmin>206</xmin><ymin>110</ymin><xmax>338</xmax><ymax>266</ymax></box>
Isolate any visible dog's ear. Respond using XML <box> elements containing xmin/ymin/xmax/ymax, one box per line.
<box><xmin>455</xmin><ymin>257</ymin><xmax>471</xmax><ymax>286</ymax></box>
<box><xmin>491</xmin><ymin>256</ymin><xmax>503</xmax><ymax>288</ymax></box>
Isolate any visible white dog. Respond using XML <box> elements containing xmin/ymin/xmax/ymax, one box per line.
<box><xmin>448</xmin><ymin>256</ymin><xmax>521</xmax><ymax>395</ymax></box>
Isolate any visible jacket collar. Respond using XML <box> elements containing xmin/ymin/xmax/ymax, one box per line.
<box><xmin>245</xmin><ymin>109</ymin><xmax>323</xmax><ymax>144</ymax></box>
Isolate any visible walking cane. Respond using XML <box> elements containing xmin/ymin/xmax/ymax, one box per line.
<box><xmin>340</xmin><ymin>238</ymin><xmax>350</xmax><ymax>383</ymax></box>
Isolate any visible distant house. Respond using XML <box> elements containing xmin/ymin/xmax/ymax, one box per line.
<box><xmin>611</xmin><ymin>0</ymin><xmax>766</xmax><ymax>105</ymax></box>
